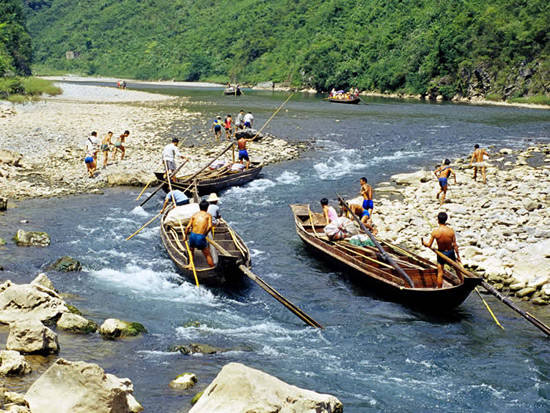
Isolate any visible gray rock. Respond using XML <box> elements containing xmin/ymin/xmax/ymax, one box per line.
<box><xmin>0</xmin><ymin>350</ymin><xmax>32</xmax><ymax>376</ymax></box>
<box><xmin>189</xmin><ymin>362</ymin><xmax>343</xmax><ymax>413</ymax></box>
<box><xmin>57</xmin><ymin>313</ymin><xmax>98</xmax><ymax>334</ymax></box>
<box><xmin>13</xmin><ymin>230</ymin><xmax>50</xmax><ymax>247</ymax></box>
<box><xmin>99</xmin><ymin>319</ymin><xmax>147</xmax><ymax>339</ymax></box>
<box><xmin>6</xmin><ymin>319</ymin><xmax>59</xmax><ymax>354</ymax></box>
<box><xmin>509</xmin><ymin>282</ymin><xmax>526</xmax><ymax>291</ymax></box>
<box><xmin>0</xmin><ymin>150</ymin><xmax>23</xmax><ymax>166</ymax></box>
<box><xmin>533</xmin><ymin>298</ymin><xmax>549</xmax><ymax>306</ymax></box>
<box><xmin>169</xmin><ymin>373</ymin><xmax>197</xmax><ymax>389</ymax></box>
<box><xmin>516</xmin><ymin>287</ymin><xmax>536</xmax><ymax>298</ymax></box>
<box><xmin>31</xmin><ymin>273</ymin><xmax>55</xmax><ymax>291</ymax></box>
<box><xmin>528</xmin><ymin>275</ymin><xmax>549</xmax><ymax>289</ymax></box>
<box><xmin>46</xmin><ymin>256</ymin><xmax>82</xmax><ymax>272</ymax></box>
<box><xmin>391</xmin><ymin>170</ymin><xmax>431</xmax><ymax>185</ymax></box>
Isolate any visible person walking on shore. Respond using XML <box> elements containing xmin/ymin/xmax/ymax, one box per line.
<box><xmin>469</xmin><ymin>144</ymin><xmax>490</xmax><ymax>184</ymax></box>
<box><xmin>112</xmin><ymin>130</ymin><xmax>130</xmax><ymax>161</ymax></box>
<box><xmin>235</xmin><ymin>110</ymin><xmax>245</xmax><ymax>130</ymax></box>
<box><xmin>243</xmin><ymin>111</ymin><xmax>254</xmax><ymax>129</ymax></box>
<box><xmin>224</xmin><ymin>115</ymin><xmax>234</xmax><ymax>141</ymax></box>
<box><xmin>84</xmin><ymin>135</ymin><xmax>97</xmax><ymax>178</ymax></box>
<box><xmin>212</xmin><ymin>116</ymin><xmax>222</xmax><ymax>142</ymax></box>
<box><xmin>435</xmin><ymin>159</ymin><xmax>456</xmax><ymax>206</ymax></box>
<box><xmin>422</xmin><ymin>211</ymin><xmax>461</xmax><ymax>288</ymax></box>
<box><xmin>359</xmin><ymin>177</ymin><xmax>374</xmax><ymax>217</ymax></box>
<box><xmin>162</xmin><ymin>138</ymin><xmax>188</xmax><ymax>181</ymax></box>
<box><xmin>100</xmin><ymin>131</ymin><xmax>113</xmax><ymax>169</ymax></box>
<box><xmin>87</xmin><ymin>131</ymin><xmax>100</xmax><ymax>173</ymax></box>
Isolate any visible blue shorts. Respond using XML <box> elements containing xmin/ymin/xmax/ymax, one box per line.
<box><xmin>244</xmin><ymin>121</ymin><xmax>251</xmax><ymax>128</ymax></box>
<box><xmin>188</xmin><ymin>232</ymin><xmax>207</xmax><ymax>250</ymax></box>
<box><xmin>437</xmin><ymin>250</ymin><xmax>456</xmax><ymax>265</ymax></box>
<box><xmin>361</xmin><ymin>210</ymin><xmax>370</xmax><ymax>219</ymax></box>
<box><xmin>439</xmin><ymin>177</ymin><xmax>448</xmax><ymax>188</ymax></box>
<box><xmin>238</xmin><ymin>149</ymin><xmax>249</xmax><ymax>161</ymax></box>
<box><xmin>214</xmin><ymin>125</ymin><xmax>221</xmax><ymax>132</ymax></box>
<box><xmin>85</xmin><ymin>157</ymin><xmax>94</xmax><ymax>163</ymax></box>
<box><xmin>362</xmin><ymin>199</ymin><xmax>374</xmax><ymax>210</ymax></box>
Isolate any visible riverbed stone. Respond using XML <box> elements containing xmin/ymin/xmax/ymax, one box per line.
<box><xmin>533</xmin><ymin>297</ymin><xmax>549</xmax><ymax>306</ymax></box>
<box><xmin>528</xmin><ymin>275</ymin><xmax>549</xmax><ymax>289</ymax></box>
<box><xmin>391</xmin><ymin>169</ymin><xmax>431</xmax><ymax>185</ymax></box>
<box><xmin>30</xmin><ymin>273</ymin><xmax>55</xmax><ymax>291</ymax></box>
<box><xmin>6</xmin><ymin>319</ymin><xmax>59</xmax><ymax>354</ymax></box>
<box><xmin>189</xmin><ymin>362</ymin><xmax>343</xmax><ymax>413</ymax></box>
<box><xmin>0</xmin><ymin>350</ymin><xmax>31</xmax><ymax>376</ymax></box>
<box><xmin>57</xmin><ymin>313</ymin><xmax>98</xmax><ymax>334</ymax></box>
<box><xmin>169</xmin><ymin>373</ymin><xmax>197</xmax><ymax>389</ymax></box>
<box><xmin>516</xmin><ymin>287</ymin><xmax>537</xmax><ymax>298</ymax></box>
<box><xmin>99</xmin><ymin>319</ymin><xmax>147</xmax><ymax>339</ymax></box>
<box><xmin>46</xmin><ymin>256</ymin><xmax>82</xmax><ymax>272</ymax></box>
<box><xmin>0</xmin><ymin>150</ymin><xmax>23</xmax><ymax>166</ymax></box>
<box><xmin>509</xmin><ymin>282</ymin><xmax>526</xmax><ymax>291</ymax></box>
<box><xmin>24</xmin><ymin>358</ymin><xmax>143</xmax><ymax>413</ymax></box>
<box><xmin>13</xmin><ymin>230</ymin><xmax>50</xmax><ymax>247</ymax></box>
<box><xmin>512</xmin><ymin>240</ymin><xmax>550</xmax><ymax>284</ymax></box>
<box><xmin>0</xmin><ymin>281</ymin><xmax>69</xmax><ymax>324</ymax></box>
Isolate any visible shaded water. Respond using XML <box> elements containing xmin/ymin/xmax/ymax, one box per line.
<box><xmin>1</xmin><ymin>86</ymin><xmax>550</xmax><ymax>411</ymax></box>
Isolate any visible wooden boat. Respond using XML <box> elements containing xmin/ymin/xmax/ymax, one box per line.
<box><xmin>224</xmin><ymin>87</ymin><xmax>242</xmax><ymax>96</ymax></box>
<box><xmin>328</xmin><ymin>96</ymin><xmax>361</xmax><ymax>104</ymax></box>
<box><xmin>160</xmin><ymin>209</ymin><xmax>251</xmax><ymax>287</ymax></box>
<box><xmin>155</xmin><ymin>162</ymin><xmax>263</xmax><ymax>196</ymax></box>
<box><xmin>290</xmin><ymin>204</ymin><xmax>482</xmax><ymax>309</ymax></box>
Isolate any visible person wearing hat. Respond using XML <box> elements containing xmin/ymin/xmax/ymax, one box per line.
<box><xmin>206</xmin><ymin>193</ymin><xmax>221</xmax><ymax>227</ymax></box>
<box><xmin>212</xmin><ymin>116</ymin><xmax>223</xmax><ymax>142</ymax></box>
<box><xmin>162</xmin><ymin>138</ymin><xmax>188</xmax><ymax>182</ymax></box>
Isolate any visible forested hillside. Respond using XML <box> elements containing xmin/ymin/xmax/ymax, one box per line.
<box><xmin>24</xmin><ymin>0</ymin><xmax>550</xmax><ymax>100</ymax></box>
<box><xmin>1</xmin><ymin>0</ymin><xmax>32</xmax><ymax>76</ymax></box>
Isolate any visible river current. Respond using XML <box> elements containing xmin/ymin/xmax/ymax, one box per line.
<box><xmin>1</xmin><ymin>85</ymin><xmax>550</xmax><ymax>412</ymax></box>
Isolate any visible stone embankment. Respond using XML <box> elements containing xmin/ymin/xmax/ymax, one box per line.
<box><xmin>0</xmin><ymin>82</ymin><xmax>307</xmax><ymax>200</ymax></box>
<box><xmin>372</xmin><ymin>143</ymin><xmax>550</xmax><ymax>303</ymax></box>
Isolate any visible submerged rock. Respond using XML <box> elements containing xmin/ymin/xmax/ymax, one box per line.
<box><xmin>0</xmin><ymin>350</ymin><xmax>32</xmax><ymax>376</ymax></box>
<box><xmin>24</xmin><ymin>358</ymin><xmax>143</xmax><ymax>413</ymax></box>
<box><xmin>57</xmin><ymin>313</ymin><xmax>98</xmax><ymax>334</ymax></box>
<box><xmin>46</xmin><ymin>256</ymin><xmax>82</xmax><ymax>272</ymax></box>
<box><xmin>13</xmin><ymin>230</ymin><xmax>50</xmax><ymax>247</ymax></box>
<box><xmin>99</xmin><ymin>319</ymin><xmax>147</xmax><ymax>339</ymax></box>
<box><xmin>189</xmin><ymin>362</ymin><xmax>343</xmax><ymax>413</ymax></box>
<box><xmin>169</xmin><ymin>373</ymin><xmax>197</xmax><ymax>389</ymax></box>
<box><xmin>6</xmin><ymin>319</ymin><xmax>59</xmax><ymax>354</ymax></box>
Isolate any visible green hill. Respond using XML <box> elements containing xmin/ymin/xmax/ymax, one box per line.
<box><xmin>24</xmin><ymin>0</ymin><xmax>550</xmax><ymax>101</ymax></box>
<box><xmin>1</xmin><ymin>0</ymin><xmax>32</xmax><ymax>76</ymax></box>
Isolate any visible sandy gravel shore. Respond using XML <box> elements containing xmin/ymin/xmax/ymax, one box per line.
<box><xmin>0</xmin><ymin>83</ymin><xmax>303</xmax><ymax>199</ymax></box>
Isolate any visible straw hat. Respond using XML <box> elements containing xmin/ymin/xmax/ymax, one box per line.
<box><xmin>207</xmin><ymin>193</ymin><xmax>220</xmax><ymax>202</ymax></box>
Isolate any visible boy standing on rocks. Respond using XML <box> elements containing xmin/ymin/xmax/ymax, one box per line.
<box><xmin>100</xmin><ymin>132</ymin><xmax>113</xmax><ymax>169</ymax></box>
<box><xmin>422</xmin><ymin>211</ymin><xmax>461</xmax><ymax>288</ymax></box>
<box><xmin>112</xmin><ymin>130</ymin><xmax>130</xmax><ymax>161</ymax></box>
<box><xmin>435</xmin><ymin>159</ymin><xmax>456</xmax><ymax>206</ymax></box>
<box><xmin>469</xmin><ymin>144</ymin><xmax>490</xmax><ymax>184</ymax></box>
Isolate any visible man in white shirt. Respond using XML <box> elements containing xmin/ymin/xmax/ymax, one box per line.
<box><xmin>243</xmin><ymin>112</ymin><xmax>254</xmax><ymax>129</ymax></box>
<box><xmin>162</xmin><ymin>138</ymin><xmax>188</xmax><ymax>181</ymax></box>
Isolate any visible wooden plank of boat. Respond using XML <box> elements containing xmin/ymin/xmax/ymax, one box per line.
<box><xmin>160</xmin><ymin>208</ymin><xmax>251</xmax><ymax>287</ymax></box>
<box><xmin>155</xmin><ymin>162</ymin><xmax>264</xmax><ymax>196</ymax></box>
<box><xmin>289</xmin><ymin>204</ymin><xmax>482</xmax><ymax>309</ymax></box>
<box><xmin>327</xmin><ymin>97</ymin><xmax>361</xmax><ymax>104</ymax></box>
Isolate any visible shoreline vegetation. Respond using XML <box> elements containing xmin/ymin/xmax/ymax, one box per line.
<box><xmin>0</xmin><ymin>77</ymin><xmax>61</xmax><ymax>103</ymax></box>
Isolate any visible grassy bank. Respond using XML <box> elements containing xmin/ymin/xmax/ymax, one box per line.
<box><xmin>0</xmin><ymin>77</ymin><xmax>62</xmax><ymax>102</ymax></box>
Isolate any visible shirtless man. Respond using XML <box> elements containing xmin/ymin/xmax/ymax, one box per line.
<box><xmin>359</xmin><ymin>177</ymin><xmax>373</xmax><ymax>217</ymax></box>
<box><xmin>422</xmin><ymin>212</ymin><xmax>461</xmax><ymax>288</ymax></box>
<box><xmin>469</xmin><ymin>144</ymin><xmax>490</xmax><ymax>184</ymax></box>
<box><xmin>184</xmin><ymin>200</ymin><xmax>214</xmax><ymax>268</ymax></box>
<box><xmin>237</xmin><ymin>135</ymin><xmax>253</xmax><ymax>169</ymax></box>
<box><xmin>339</xmin><ymin>201</ymin><xmax>377</xmax><ymax>235</ymax></box>
<box><xmin>224</xmin><ymin>115</ymin><xmax>234</xmax><ymax>141</ymax></box>
<box><xmin>113</xmin><ymin>130</ymin><xmax>130</xmax><ymax>161</ymax></box>
<box><xmin>100</xmin><ymin>131</ymin><xmax>113</xmax><ymax>169</ymax></box>
<box><xmin>435</xmin><ymin>159</ymin><xmax>456</xmax><ymax>206</ymax></box>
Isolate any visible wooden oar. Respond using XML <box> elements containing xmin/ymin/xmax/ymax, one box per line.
<box><xmin>249</xmin><ymin>92</ymin><xmax>294</xmax><ymax>141</ymax></box>
<box><xmin>338</xmin><ymin>196</ymin><xmax>415</xmax><ymax>288</ymax></box>
<box><xmin>431</xmin><ymin>246</ymin><xmax>550</xmax><ymax>337</ymax></box>
<box><xmin>205</xmin><ymin>238</ymin><xmax>323</xmax><ymax>329</ymax></box>
<box><xmin>126</xmin><ymin>211</ymin><xmax>162</xmax><ymax>241</ymax></box>
<box><xmin>139</xmin><ymin>159</ymin><xmax>189</xmax><ymax>207</ymax></box>
<box><xmin>178</xmin><ymin>142</ymin><xmax>235</xmax><ymax>186</ymax></box>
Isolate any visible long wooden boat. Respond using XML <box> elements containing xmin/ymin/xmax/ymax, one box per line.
<box><xmin>328</xmin><ymin>97</ymin><xmax>361</xmax><ymax>104</ymax></box>
<box><xmin>290</xmin><ymin>204</ymin><xmax>482</xmax><ymax>309</ymax></box>
<box><xmin>155</xmin><ymin>162</ymin><xmax>263</xmax><ymax>196</ymax></box>
<box><xmin>224</xmin><ymin>88</ymin><xmax>242</xmax><ymax>96</ymax></box>
<box><xmin>160</xmin><ymin>209</ymin><xmax>251</xmax><ymax>287</ymax></box>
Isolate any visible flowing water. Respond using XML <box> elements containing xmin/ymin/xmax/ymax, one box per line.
<box><xmin>1</xmin><ymin>85</ymin><xmax>550</xmax><ymax>412</ymax></box>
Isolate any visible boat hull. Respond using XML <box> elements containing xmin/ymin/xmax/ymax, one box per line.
<box><xmin>328</xmin><ymin>97</ymin><xmax>361</xmax><ymax>104</ymax></box>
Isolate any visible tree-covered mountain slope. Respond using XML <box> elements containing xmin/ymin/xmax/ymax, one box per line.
<box><xmin>24</xmin><ymin>0</ymin><xmax>550</xmax><ymax>100</ymax></box>
<box><xmin>1</xmin><ymin>0</ymin><xmax>32</xmax><ymax>76</ymax></box>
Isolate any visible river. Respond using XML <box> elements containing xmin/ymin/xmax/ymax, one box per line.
<box><xmin>1</xmin><ymin>84</ymin><xmax>550</xmax><ymax>411</ymax></box>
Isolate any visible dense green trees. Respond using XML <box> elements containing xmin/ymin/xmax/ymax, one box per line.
<box><xmin>1</xmin><ymin>0</ymin><xmax>32</xmax><ymax>76</ymax></box>
<box><xmin>24</xmin><ymin>0</ymin><xmax>550</xmax><ymax>99</ymax></box>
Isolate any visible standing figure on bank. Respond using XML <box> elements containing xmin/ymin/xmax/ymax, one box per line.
<box><xmin>235</xmin><ymin>110</ymin><xmax>245</xmax><ymax>130</ymax></box>
<box><xmin>224</xmin><ymin>115</ymin><xmax>234</xmax><ymax>141</ymax></box>
<box><xmin>359</xmin><ymin>177</ymin><xmax>373</xmax><ymax>217</ymax></box>
<box><xmin>84</xmin><ymin>136</ymin><xmax>97</xmax><ymax>178</ymax></box>
<box><xmin>100</xmin><ymin>131</ymin><xmax>113</xmax><ymax>169</ymax></box>
<box><xmin>237</xmin><ymin>135</ymin><xmax>253</xmax><ymax>169</ymax></box>
<box><xmin>243</xmin><ymin>111</ymin><xmax>254</xmax><ymax>129</ymax></box>
<box><xmin>469</xmin><ymin>144</ymin><xmax>490</xmax><ymax>184</ymax></box>
<box><xmin>185</xmin><ymin>200</ymin><xmax>215</xmax><ymax>268</ymax></box>
<box><xmin>422</xmin><ymin>212</ymin><xmax>461</xmax><ymax>288</ymax></box>
<box><xmin>112</xmin><ymin>130</ymin><xmax>130</xmax><ymax>161</ymax></box>
<box><xmin>162</xmin><ymin>138</ymin><xmax>188</xmax><ymax>181</ymax></box>
<box><xmin>212</xmin><ymin>116</ymin><xmax>222</xmax><ymax>142</ymax></box>
<box><xmin>435</xmin><ymin>159</ymin><xmax>456</xmax><ymax>206</ymax></box>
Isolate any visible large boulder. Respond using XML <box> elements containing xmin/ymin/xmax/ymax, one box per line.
<box><xmin>189</xmin><ymin>362</ymin><xmax>343</xmax><ymax>413</ymax></box>
<box><xmin>99</xmin><ymin>319</ymin><xmax>147</xmax><ymax>339</ymax></box>
<box><xmin>13</xmin><ymin>230</ymin><xmax>50</xmax><ymax>247</ymax></box>
<box><xmin>106</xmin><ymin>173</ymin><xmax>150</xmax><ymax>187</ymax></box>
<box><xmin>0</xmin><ymin>350</ymin><xmax>32</xmax><ymax>376</ymax></box>
<box><xmin>46</xmin><ymin>256</ymin><xmax>82</xmax><ymax>272</ymax></box>
<box><xmin>0</xmin><ymin>281</ymin><xmax>69</xmax><ymax>324</ymax></box>
<box><xmin>31</xmin><ymin>273</ymin><xmax>55</xmax><ymax>291</ymax></box>
<box><xmin>57</xmin><ymin>313</ymin><xmax>98</xmax><ymax>334</ymax></box>
<box><xmin>6</xmin><ymin>319</ymin><xmax>59</xmax><ymax>354</ymax></box>
<box><xmin>512</xmin><ymin>240</ymin><xmax>550</xmax><ymax>284</ymax></box>
<box><xmin>391</xmin><ymin>169</ymin><xmax>432</xmax><ymax>185</ymax></box>
<box><xmin>24</xmin><ymin>359</ymin><xmax>143</xmax><ymax>413</ymax></box>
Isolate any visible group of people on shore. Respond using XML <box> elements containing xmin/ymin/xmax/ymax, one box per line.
<box><xmin>212</xmin><ymin>110</ymin><xmax>254</xmax><ymax>142</ymax></box>
<box><xmin>84</xmin><ymin>130</ymin><xmax>130</xmax><ymax>178</ymax></box>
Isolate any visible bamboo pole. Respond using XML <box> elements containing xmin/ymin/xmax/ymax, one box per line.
<box><xmin>139</xmin><ymin>159</ymin><xmax>189</xmax><ymax>207</ymax></box>
<box><xmin>126</xmin><ymin>211</ymin><xmax>162</xmax><ymax>241</ymax></box>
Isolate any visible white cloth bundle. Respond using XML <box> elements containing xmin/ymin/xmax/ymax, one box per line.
<box><xmin>165</xmin><ymin>203</ymin><xmax>199</xmax><ymax>227</ymax></box>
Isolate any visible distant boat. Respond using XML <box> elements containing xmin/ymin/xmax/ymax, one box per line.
<box><xmin>327</xmin><ymin>96</ymin><xmax>361</xmax><ymax>104</ymax></box>
<box><xmin>224</xmin><ymin>87</ymin><xmax>242</xmax><ymax>96</ymax></box>
<box><xmin>290</xmin><ymin>204</ymin><xmax>482</xmax><ymax>309</ymax></box>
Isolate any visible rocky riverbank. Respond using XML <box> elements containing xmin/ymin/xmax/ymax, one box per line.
<box><xmin>371</xmin><ymin>143</ymin><xmax>550</xmax><ymax>303</ymax></box>
<box><xmin>0</xmin><ymin>82</ymin><xmax>307</xmax><ymax>200</ymax></box>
